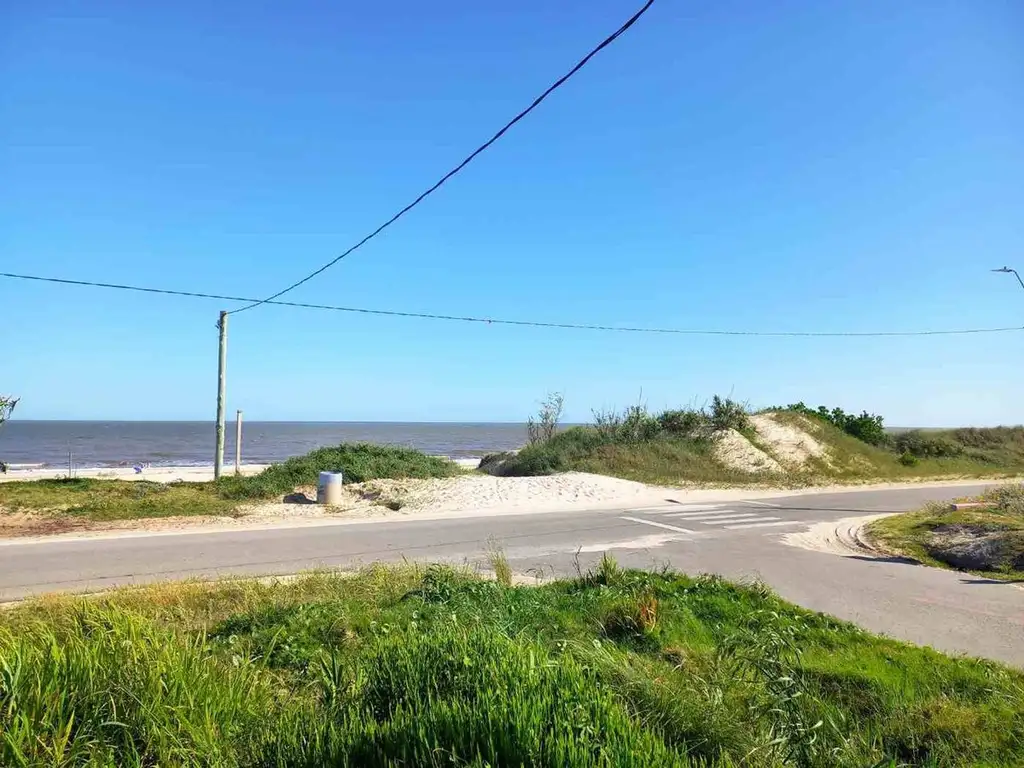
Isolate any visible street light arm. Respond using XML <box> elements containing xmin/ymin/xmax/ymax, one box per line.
<box><xmin>992</xmin><ymin>266</ymin><xmax>1024</xmax><ymax>292</ymax></box>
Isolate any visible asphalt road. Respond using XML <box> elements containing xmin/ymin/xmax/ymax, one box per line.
<box><xmin>2</xmin><ymin>483</ymin><xmax>1022</xmax><ymax>665</ymax></box>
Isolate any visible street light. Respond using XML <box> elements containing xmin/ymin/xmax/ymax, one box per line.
<box><xmin>992</xmin><ymin>266</ymin><xmax>1024</xmax><ymax>291</ymax></box>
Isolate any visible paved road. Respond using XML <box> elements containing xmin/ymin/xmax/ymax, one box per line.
<box><xmin>2</xmin><ymin>483</ymin><xmax>1022</xmax><ymax>665</ymax></box>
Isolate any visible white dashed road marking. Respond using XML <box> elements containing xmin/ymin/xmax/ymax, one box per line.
<box><xmin>631</xmin><ymin>504</ymin><xmax>726</xmax><ymax>514</ymax></box>
<box><xmin>742</xmin><ymin>500</ymin><xmax>782</xmax><ymax>508</ymax></box>
<box><xmin>618</xmin><ymin>516</ymin><xmax>696</xmax><ymax>534</ymax></box>
<box><xmin>723</xmin><ymin>519</ymin><xmax>806</xmax><ymax>530</ymax></box>
<box><xmin>667</xmin><ymin>511</ymin><xmax>760</xmax><ymax>522</ymax></box>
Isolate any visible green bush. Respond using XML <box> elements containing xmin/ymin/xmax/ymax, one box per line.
<box><xmin>216</xmin><ymin>443</ymin><xmax>461</xmax><ymax>500</ymax></box>
<box><xmin>783</xmin><ymin>402</ymin><xmax>889</xmax><ymax>447</ymax></box>
<box><xmin>617</xmin><ymin>404</ymin><xmax>662</xmax><ymax>444</ymax></box>
<box><xmin>499</xmin><ymin>396</ymin><xmax>754</xmax><ymax>478</ymax></box>
<box><xmin>656</xmin><ymin>409</ymin><xmax>711</xmax><ymax>438</ymax></box>
<box><xmin>709</xmin><ymin>396</ymin><xmax>749</xmax><ymax>432</ymax></box>
<box><xmin>496</xmin><ymin>427</ymin><xmax>604</xmax><ymax>476</ymax></box>
<box><xmin>893</xmin><ymin>430</ymin><xmax>964</xmax><ymax>459</ymax></box>
<box><xmin>898</xmin><ymin>451</ymin><xmax>919</xmax><ymax>467</ymax></box>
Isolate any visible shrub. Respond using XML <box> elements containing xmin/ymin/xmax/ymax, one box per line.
<box><xmin>527</xmin><ymin>392</ymin><xmax>564</xmax><ymax>445</ymax></box>
<box><xmin>893</xmin><ymin>430</ymin><xmax>964</xmax><ymax>459</ymax></box>
<box><xmin>899</xmin><ymin>451</ymin><xmax>919</xmax><ymax>467</ymax></box>
<box><xmin>498</xmin><ymin>427</ymin><xmax>604</xmax><ymax>476</ymax></box>
<box><xmin>0</xmin><ymin>395</ymin><xmax>16</xmax><ymax>426</ymax></box>
<box><xmin>709</xmin><ymin>396</ymin><xmax>749</xmax><ymax>432</ymax></box>
<box><xmin>216</xmin><ymin>443</ymin><xmax>460</xmax><ymax>500</ymax></box>
<box><xmin>592</xmin><ymin>402</ymin><xmax>660</xmax><ymax>444</ymax></box>
<box><xmin>657</xmin><ymin>408</ymin><xmax>711</xmax><ymax>439</ymax></box>
<box><xmin>617</xmin><ymin>404</ymin><xmax>661</xmax><ymax>444</ymax></box>
<box><xmin>783</xmin><ymin>402</ymin><xmax>889</xmax><ymax>447</ymax></box>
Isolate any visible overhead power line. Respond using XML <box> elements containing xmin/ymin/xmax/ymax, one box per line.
<box><xmin>4</xmin><ymin>271</ymin><xmax>1021</xmax><ymax>338</ymax></box>
<box><xmin>230</xmin><ymin>0</ymin><xmax>657</xmax><ymax>315</ymax></box>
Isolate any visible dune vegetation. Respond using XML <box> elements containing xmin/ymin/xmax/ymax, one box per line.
<box><xmin>483</xmin><ymin>395</ymin><xmax>1024</xmax><ymax>486</ymax></box>
<box><xmin>2</xmin><ymin>561</ymin><xmax>1022</xmax><ymax>767</ymax></box>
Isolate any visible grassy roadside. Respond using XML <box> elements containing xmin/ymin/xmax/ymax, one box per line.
<box><xmin>867</xmin><ymin>485</ymin><xmax>1024</xmax><ymax>580</ymax></box>
<box><xmin>0</xmin><ymin>444</ymin><xmax>461</xmax><ymax>523</ymax></box>
<box><xmin>3</xmin><ymin>562</ymin><xmax>1022</xmax><ymax>767</ymax></box>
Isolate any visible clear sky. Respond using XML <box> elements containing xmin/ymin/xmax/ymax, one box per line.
<box><xmin>2</xmin><ymin>0</ymin><xmax>1022</xmax><ymax>425</ymax></box>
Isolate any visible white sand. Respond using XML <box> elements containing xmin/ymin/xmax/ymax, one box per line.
<box><xmin>750</xmin><ymin>413</ymin><xmax>828</xmax><ymax>468</ymax></box>
<box><xmin>0</xmin><ymin>459</ymin><xmax>480</xmax><ymax>484</ymax></box>
<box><xmin>782</xmin><ymin>514</ymin><xmax>897</xmax><ymax>558</ymax></box>
<box><xmin>713</xmin><ymin>428</ymin><xmax>782</xmax><ymax>473</ymax></box>
<box><xmin>0</xmin><ymin>465</ymin><xmax>270</xmax><ymax>484</ymax></box>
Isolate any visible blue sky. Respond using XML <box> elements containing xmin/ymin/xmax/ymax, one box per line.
<box><xmin>2</xmin><ymin>0</ymin><xmax>1022</xmax><ymax>425</ymax></box>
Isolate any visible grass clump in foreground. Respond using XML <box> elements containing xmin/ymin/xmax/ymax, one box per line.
<box><xmin>3</xmin><ymin>563</ymin><xmax>1023</xmax><ymax>767</ymax></box>
<box><xmin>0</xmin><ymin>443</ymin><xmax>461</xmax><ymax>521</ymax></box>
<box><xmin>867</xmin><ymin>484</ymin><xmax>1024</xmax><ymax>579</ymax></box>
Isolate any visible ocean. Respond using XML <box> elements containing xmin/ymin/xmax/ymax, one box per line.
<box><xmin>0</xmin><ymin>421</ymin><xmax>529</xmax><ymax>469</ymax></box>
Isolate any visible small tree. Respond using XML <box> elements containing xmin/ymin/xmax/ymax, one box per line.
<box><xmin>0</xmin><ymin>396</ymin><xmax>16</xmax><ymax>427</ymax></box>
<box><xmin>527</xmin><ymin>392</ymin><xmax>564</xmax><ymax>445</ymax></box>
<box><xmin>0</xmin><ymin>395</ymin><xmax>18</xmax><ymax>473</ymax></box>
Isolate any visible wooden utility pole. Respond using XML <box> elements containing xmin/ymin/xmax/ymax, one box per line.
<box><xmin>214</xmin><ymin>310</ymin><xmax>228</xmax><ymax>480</ymax></box>
<box><xmin>235</xmin><ymin>409</ymin><xmax>243</xmax><ymax>475</ymax></box>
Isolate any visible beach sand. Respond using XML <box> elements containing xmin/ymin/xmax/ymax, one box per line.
<box><xmin>0</xmin><ymin>465</ymin><xmax>270</xmax><ymax>483</ymax></box>
<box><xmin>0</xmin><ymin>458</ymin><xmax>482</xmax><ymax>484</ymax></box>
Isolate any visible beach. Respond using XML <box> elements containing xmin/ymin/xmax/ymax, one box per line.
<box><xmin>0</xmin><ymin>421</ymin><xmax>526</xmax><ymax>470</ymax></box>
<box><xmin>0</xmin><ymin>458</ymin><xmax>483</xmax><ymax>484</ymax></box>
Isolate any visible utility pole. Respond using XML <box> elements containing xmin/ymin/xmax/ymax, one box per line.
<box><xmin>235</xmin><ymin>409</ymin><xmax>243</xmax><ymax>475</ymax></box>
<box><xmin>214</xmin><ymin>310</ymin><xmax>228</xmax><ymax>480</ymax></box>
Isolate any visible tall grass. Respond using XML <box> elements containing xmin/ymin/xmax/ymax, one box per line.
<box><xmin>492</xmin><ymin>397</ymin><xmax>752</xmax><ymax>481</ymax></box>
<box><xmin>3</xmin><ymin>563</ymin><xmax>1021</xmax><ymax>767</ymax></box>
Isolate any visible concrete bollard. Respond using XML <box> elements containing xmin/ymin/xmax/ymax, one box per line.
<box><xmin>317</xmin><ymin>471</ymin><xmax>343</xmax><ymax>505</ymax></box>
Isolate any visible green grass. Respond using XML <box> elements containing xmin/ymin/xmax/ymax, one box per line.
<box><xmin>867</xmin><ymin>485</ymin><xmax>1024</xmax><ymax>579</ymax></box>
<box><xmin>488</xmin><ymin>425</ymin><xmax>759</xmax><ymax>485</ymax></box>
<box><xmin>2</xmin><ymin>563</ymin><xmax>1022</xmax><ymax>767</ymax></box>
<box><xmin>771</xmin><ymin>412</ymin><xmax>1022</xmax><ymax>481</ymax></box>
<box><xmin>490</xmin><ymin>409</ymin><xmax>1023</xmax><ymax>488</ymax></box>
<box><xmin>0</xmin><ymin>478</ymin><xmax>242</xmax><ymax>520</ymax></box>
<box><xmin>214</xmin><ymin>443</ymin><xmax>462</xmax><ymax>500</ymax></box>
<box><xmin>0</xmin><ymin>444</ymin><xmax>461</xmax><ymax>523</ymax></box>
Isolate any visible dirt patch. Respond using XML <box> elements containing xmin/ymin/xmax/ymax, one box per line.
<box><xmin>750</xmin><ymin>413</ymin><xmax>829</xmax><ymax>469</ymax></box>
<box><xmin>713</xmin><ymin>429</ymin><xmax>782</xmax><ymax>473</ymax></box>
<box><xmin>0</xmin><ymin>508</ymin><xmax>238</xmax><ymax>538</ymax></box>
<box><xmin>924</xmin><ymin>525</ymin><xmax>1024</xmax><ymax>572</ymax></box>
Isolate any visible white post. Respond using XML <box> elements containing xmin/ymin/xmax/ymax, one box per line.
<box><xmin>235</xmin><ymin>409</ymin><xmax>243</xmax><ymax>475</ymax></box>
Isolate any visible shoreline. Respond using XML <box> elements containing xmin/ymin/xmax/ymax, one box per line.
<box><xmin>0</xmin><ymin>458</ymin><xmax>483</xmax><ymax>484</ymax></box>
